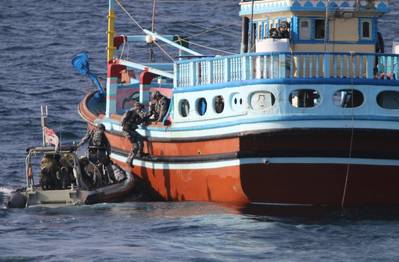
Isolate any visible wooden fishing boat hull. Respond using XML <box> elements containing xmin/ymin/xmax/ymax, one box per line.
<box><xmin>107</xmin><ymin>152</ymin><xmax>399</xmax><ymax>207</ymax></box>
<box><xmin>79</xmin><ymin>92</ymin><xmax>399</xmax><ymax>206</ymax></box>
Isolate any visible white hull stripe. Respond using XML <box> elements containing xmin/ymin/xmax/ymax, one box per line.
<box><xmin>110</xmin><ymin>153</ymin><xmax>399</xmax><ymax>170</ymax></box>
<box><xmin>103</xmin><ymin>119</ymin><xmax>399</xmax><ymax>139</ymax></box>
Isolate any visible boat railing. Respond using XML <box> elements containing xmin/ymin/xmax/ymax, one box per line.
<box><xmin>174</xmin><ymin>52</ymin><xmax>399</xmax><ymax>88</ymax></box>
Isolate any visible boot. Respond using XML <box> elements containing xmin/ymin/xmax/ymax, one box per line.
<box><xmin>126</xmin><ymin>152</ymin><xmax>134</xmax><ymax>167</ymax></box>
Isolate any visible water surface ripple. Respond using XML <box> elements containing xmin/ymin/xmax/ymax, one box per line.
<box><xmin>1</xmin><ymin>1</ymin><xmax>399</xmax><ymax>261</ymax></box>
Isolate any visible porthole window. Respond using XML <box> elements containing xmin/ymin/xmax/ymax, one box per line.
<box><xmin>197</xmin><ymin>97</ymin><xmax>207</xmax><ymax>116</ymax></box>
<box><xmin>290</xmin><ymin>89</ymin><xmax>320</xmax><ymax>108</ymax></box>
<box><xmin>333</xmin><ymin>89</ymin><xmax>364</xmax><ymax>108</ymax></box>
<box><xmin>377</xmin><ymin>91</ymin><xmax>399</xmax><ymax>109</ymax></box>
<box><xmin>214</xmin><ymin>96</ymin><xmax>224</xmax><ymax>114</ymax></box>
<box><xmin>231</xmin><ymin>93</ymin><xmax>244</xmax><ymax>111</ymax></box>
<box><xmin>250</xmin><ymin>91</ymin><xmax>276</xmax><ymax>111</ymax></box>
<box><xmin>179</xmin><ymin>99</ymin><xmax>190</xmax><ymax>117</ymax></box>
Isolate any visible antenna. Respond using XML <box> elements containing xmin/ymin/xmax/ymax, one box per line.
<box><xmin>40</xmin><ymin>105</ymin><xmax>48</xmax><ymax>147</ymax></box>
<box><xmin>250</xmin><ymin>0</ymin><xmax>255</xmax><ymax>52</ymax></box>
<box><xmin>324</xmin><ymin>0</ymin><xmax>330</xmax><ymax>52</ymax></box>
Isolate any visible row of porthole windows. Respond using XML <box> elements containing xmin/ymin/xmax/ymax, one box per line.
<box><xmin>178</xmin><ymin>90</ymin><xmax>399</xmax><ymax>117</ymax></box>
<box><xmin>179</xmin><ymin>96</ymin><xmax>225</xmax><ymax>117</ymax></box>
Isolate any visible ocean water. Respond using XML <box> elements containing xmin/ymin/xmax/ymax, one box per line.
<box><xmin>1</xmin><ymin>0</ymin><xmax>399</xmax><ymax>261</ymax></box>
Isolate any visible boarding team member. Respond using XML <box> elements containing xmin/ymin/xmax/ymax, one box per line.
<box><xmin>149</xmin><ymin>91</ymin><xmax>170</xmax><ymax>122</ymax></box>
<box><xmin>77</xmin><ymin>124</ymin><xmax>115</xmax><ymax>184</ymax></box>
<box><xmin>121</xmin><ymin>102</ymin><xmax>151</xmax><ymax>166</ymax></box>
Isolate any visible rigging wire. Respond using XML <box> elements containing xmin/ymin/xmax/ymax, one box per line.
<box><xmin>114</xmin><ymin>0</ymin><xmax>235</xmax><ymax>58</ymax></box>
<box><xmin>186</xmin><ymin>23</ymin><xmax>241</xmax><ymax>39</ymax></box>
<box><xmin>186</xmin><ymin>40</ymin><xmax>236</xmax><ymax>55</ymax></box>
<box><xmin>149</xmin><ymin>0</ymin><xmax>157</xmax><ymax>62</ymax></box>
<box><xmin>341</xmin><ymin>65</ymin><xmax>356</xmax><ymax>209</ymax></box>
<box><xmin>153</xmin><ymin>41</ymin><xmax>175</xmax><ymax>62</ymax></box>
<box><xmin>151</xmin><ymin>0</ymin><xmax>157</xmax><ymax>32</ymax></box>
<box><xmin>114</xmin><ymin>0</ymin><xmax>145</xmax><ymax>32</ymax></box>
<box><xmin>249</xmin><ymin>0</ymin><xmax>255</xmax><ymax>52</ymax></box>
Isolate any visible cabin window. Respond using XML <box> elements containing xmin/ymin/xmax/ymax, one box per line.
<box><xmin>360</xmin><ymin>19</ymin><xmax>372</xmax><ymax>40</ymax></box>
<box><xmin>299</xmin><ymin>19</ymin><xmax>311</xmax><ymax>40</ymax></box>
<box><xmin>362</xmin><ymin>22</ymin><xmax>370</xmax><ymax>38</ymax></box>
<box><xmin>214</xmin><ymin>96</ymin><xmax>225</xmax><ymax>114</ymax></box>
<box><xmin>377</xmin><ymin>91</ymin><xmax>399</xmax><ymax>109</ymax></box>
<box><xmin>290</xmin><ymin>89</ymin><xmax>320</xmax><ymax>108</ymax></box>
<box><xmin>179</xmin><ymin>99</ymin><xmax>190</xmax><ymax>117</ymax></box>
<box><xmin>314</xmin><ymin>20</ymin><xmax>325</xmax><ymax>40</ymax></box>
<box><xmin>197</xmin><ymin>98</ymin><xmax>207</xmax><ymax>116</ymax></box>
<box><xmin>333</xmin><ymin>89</ymin><xmax>364</xmax><ymax>108</ymax></box>
<box><xmin>250</xmin><ymin>91</ymin><xmax>276</xmax><ymax>111</ymax></box>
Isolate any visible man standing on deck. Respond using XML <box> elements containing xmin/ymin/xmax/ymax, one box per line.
<box><xmin>121</xmin><ymin>102</ymin><xmax>151</xmax><ymax>166</ymax></box>
<box><xmin>77</xmin><ymin>124</ymin><xmax>115</xmax><ymax>184</ymax></box>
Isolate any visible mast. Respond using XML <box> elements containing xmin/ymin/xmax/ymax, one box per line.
<box><xmin>324</xmin><ymin>0</ymin><xmax>330</xmax><ymax>52</ymax></box>
<box><xmin>107</xmin><ymin>0</ymin><xmax>116</xmax><ymax>63</ymax></box>
<box><xmin>40</xmin><ymin>105</ymin><xmax>48</xmax><ymax>147</ymax></box>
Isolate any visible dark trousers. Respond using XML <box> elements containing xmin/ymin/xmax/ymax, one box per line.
<box><xmin>127</xmin><ymin>130</ymin><xmax>143</xmax><ymax>157</ymax></box>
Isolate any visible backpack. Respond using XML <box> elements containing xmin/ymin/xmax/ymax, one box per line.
<box><xmin>91</xmin><ymin>131</ymin><xmax>104</xmax><ymax>147</ymax></box>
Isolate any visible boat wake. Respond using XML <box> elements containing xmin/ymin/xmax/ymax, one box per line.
<box><xmin>0</xmin><ymin>187</ymin><xmax>14</xmax><ymax>208</ymax></box>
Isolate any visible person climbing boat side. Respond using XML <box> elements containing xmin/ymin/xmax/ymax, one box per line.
<box><xmin>121</xmin><ymin>102</ymin><xmax>151</xmax><ymax>166</ymax></box>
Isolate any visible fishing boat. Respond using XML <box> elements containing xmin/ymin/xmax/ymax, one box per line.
<box><xmin>77</xmin><ymin>0</ymin><xmax>399</xmax><ymax>207</ymax></box>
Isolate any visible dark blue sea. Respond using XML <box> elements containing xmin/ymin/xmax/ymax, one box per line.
<box><xmin>1</xmin><ymin>1</ymin><xmax>399</xmax><ymax>261</ymax></box>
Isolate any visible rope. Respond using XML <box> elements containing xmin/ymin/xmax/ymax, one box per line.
<box><xmin>151</xmin><ymin>0</ymin><xmax>157</xmax><ymax>32</ymax></box>
<box><xmin>341</xmin><ymin>70</ymin><xmax>356</xmax><ymax>209</ymax></box>
<box><xmin>186</xmin><ymin>23</ymin><xmax>241</xmax><ymax>39</ymax></box>
<box><xmin>153</xmin><ymin>41</ymin><xmax>175</xmax><ymax>62</ymax></box>
<box><xmin>173</xmin><ymin>33</ymin><xmax>237</xmax><ymax>55</ymax></box>
<box><xmin>115</xmin><ymin>0</ymin><xmax>235</xmax><ymax>57</ymax></box>
<box><xmin>114</xmin><ymin>0</ymin><xmax>145</xmax><ymax>32</ymax></box>
<box><xmin>179</xmin><ymin>21</ymin><xmax>241</xmax><ymax>38</ymax></box>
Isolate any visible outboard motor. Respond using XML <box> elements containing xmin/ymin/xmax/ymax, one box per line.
<box><xmin>6</xmin><ymin>192</ymin><xmax>27</xmax><ymax>208</ymax></box>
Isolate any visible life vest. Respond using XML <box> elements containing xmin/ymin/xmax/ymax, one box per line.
<box><xmin>89</xmin><ymin>130</ymin><xmax>106</xmax><ymax>149</ymax></box>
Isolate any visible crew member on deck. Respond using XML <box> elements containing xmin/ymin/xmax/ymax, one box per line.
<box><xmin>121</xmin><ymin>102</ymin><xmax>151</xmax><ymax>166</ymax></box>
<box><xmin>77</xmin><ymin>124</ymin><xmax>115</xmax><ymax>184</ymax></box>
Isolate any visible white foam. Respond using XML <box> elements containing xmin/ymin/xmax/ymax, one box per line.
<box><xmin>0</xmin><ymin>187</ymin><xmax>14</xmax><ymax>196</ymax></box>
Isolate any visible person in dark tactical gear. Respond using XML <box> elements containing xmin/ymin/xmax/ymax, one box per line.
<box><xmin>40</xmin><ymin>153</ymin><xmax>60</xmax><ymax>190</ymax></box>
<box><xmin>149</xmin><ymin>91</ymin><xmax>170</xmax><ymax>123</ymax></box>
<box><xmin>77</xmin><ymin>124</ymin><xmax>116</xmax><ymax>185</ymax></box>
<box><xmin>121</xmin><ymin>102</ymin><xmax>150</xmax><ymax>166</ymax></box>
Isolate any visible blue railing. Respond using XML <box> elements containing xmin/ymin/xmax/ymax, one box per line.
<box><xmin>174</xmin><ymin>52</ymin><xmax>399</xmax><ymax>88</ymax></box>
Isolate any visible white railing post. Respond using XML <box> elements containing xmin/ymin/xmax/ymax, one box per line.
<box><xmin>174</xmin><ymin>63</ymin><xmax>179</xmax><ymax>87</ymax></box>
<box><xmin>189</xmin><ymin>61</ymin><xmax>196</xmax><ymax>86</ymax></box>
<box><xmin>323</xmin><ymin>54</ymin><xmax>331</xmax><ymax>78</ymax></box>
<box><xmin>242</xmin><ymin>55</ymin><xmax>248</xmax><ymax>81</ymax></box>
<box><xmin>366</xmin><ymin>55</ymin><xmax>374</xmax><ymax>79</ymax></box>
<box><xmin>279</xmin><ymin>53</ymin><xmax>286</xmax><ymax>78</ymax></box>
<box><xmin>224</xmin><ymin>57</ymin><xmax>230</xmax><ymax>82</ymax></box>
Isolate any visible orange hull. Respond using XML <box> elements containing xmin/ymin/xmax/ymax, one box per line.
<box><xmin>115</xmin><ymin>159</ymin><xmax>249</xmax><ymax>203</ymax></box>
